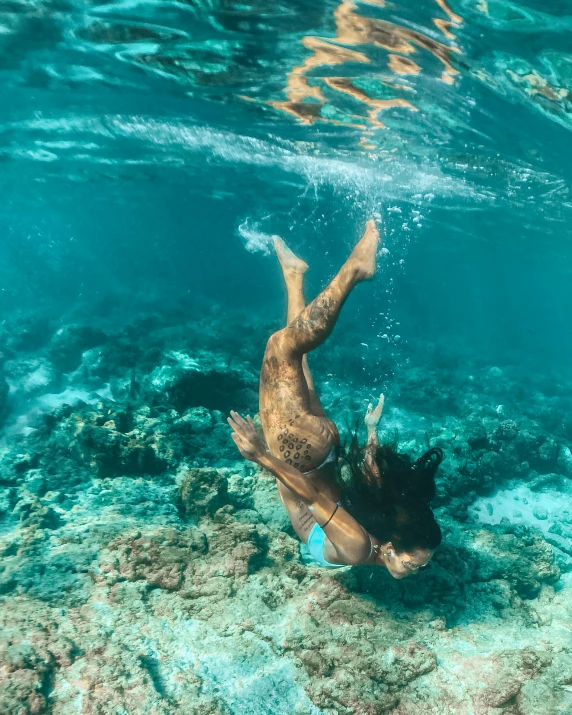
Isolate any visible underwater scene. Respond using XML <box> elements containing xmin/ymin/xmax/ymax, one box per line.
<box><xmin>2</xmin><ymin>0</ymin><xmax>572</xmax><ymax>712</ymax></box>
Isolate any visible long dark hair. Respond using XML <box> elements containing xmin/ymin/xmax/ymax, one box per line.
<box><xmin>337</xmin><ymin>433</ymin><xmax>443</xmax><ymax>553</ymax></box>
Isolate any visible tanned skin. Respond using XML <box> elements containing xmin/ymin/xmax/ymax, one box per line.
<box><xmin>229</xmin><ymin>219</ymin><xmax>432</xmax><ymax>577</ymax></box>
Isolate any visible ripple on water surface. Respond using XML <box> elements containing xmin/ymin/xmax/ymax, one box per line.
<box><xmin>1</xmin><ymin>0</ymin><xmax>572</xmax><ymax>213</ymax></box>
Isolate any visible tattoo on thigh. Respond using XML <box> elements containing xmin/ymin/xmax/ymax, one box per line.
<box><xmin>275</xmin><ymin>426</ymin><xmax>314</xmax><ymax>470</ymax></box>
<box><xmin>261</xmin><ymin>356</ymin><xmax>299</xmax><ymax>391</ymax></box>
<box><xmin>260</xmin><ymin>409</ymin><xmax>284</xmax><ymax>432</ymax></box>
<box><xmin>260</xmin><ymin>356</ymin><xmax>281</xmax><ymax>390</ymax></box>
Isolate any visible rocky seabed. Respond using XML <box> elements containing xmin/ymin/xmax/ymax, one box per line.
<box><xmin>1</xmin><ymin>308</ymin><xmax>572</xmax><ymax>715</ymax></box>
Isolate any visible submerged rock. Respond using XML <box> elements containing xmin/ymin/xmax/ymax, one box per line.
<box><xmin>3</xmin><ymin>357</ymin><xmax>59</xmax><ymax>399</ymax></box>
<box><xmin>495</xmin><ymin>419</ymin><xmax>519</xmax><ymax>441</ymax></box>
<box><xmin>143</xmin><ymin>350</ymin><xmax>257</xmax><ymax>415</ymax></box>
<box><xmin>178</xmin><ymin>467</ymin><xmax>229</xmax><ymax>519</ymax></box>
<box><xmin>558</xmin><ymin>444</ymin><xmax>572</xmax><ymax>477</ymax></box>
<box><xmin>48</xmin><ymin>324</ymin><xmax>108</xmax><ymax>373</ymax></box>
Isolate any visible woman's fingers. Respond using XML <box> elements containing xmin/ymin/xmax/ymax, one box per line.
<box><xmin>229</xmin><ymin>411</ymin><xmax>256</xmax><ymax>435</ymax></box>
<box><xmin>231</xmin><ymin>428</ymin><xmax>252</xmax><ymax>448</ymax></box>
<box><xmin>230</xmin><ymin>410</ymin><xmax>248</xmax><ymax>427</ymax></box>
<box><xmin>229</xmin><ymin>411</ymin><xmax>258</xmax><ymax>437</ymax></box>
<box><xmin>227</xmin><ymin>413</ymin><xmax>246</xmax><ymax>433</ymax></box>
<box><xmin>229</xmin><ymin>410</ymin><xmax>260</xmax><ymax>462</ymax></box>
<box><xmin>227</xmin><ymin>416</ymin><xmax>239</xmax><ymax>433</ymax></box>
<box><xmin>231</xmin><ymin>431</ymin><xmax>250</xmax><ymax>452</ymax></box>
<box><xmin>229</xmin><ymin>411</ymin><xmax>245</xmax><ymax>429</ymax></box>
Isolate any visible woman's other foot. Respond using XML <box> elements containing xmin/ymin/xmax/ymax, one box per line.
<box><xmin>349</xmin><ymin>218</ymin><xmax>381</xmax><ymax>281</ymax></box>
<box><xmin>273</xmin><ymin>236</ymin><xmax>309</xmax><ymax>278</ymax></box>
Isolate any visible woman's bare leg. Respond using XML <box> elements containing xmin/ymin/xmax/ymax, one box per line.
<box><xmin>276</xmin><ymin>219</ymin><xmax>379</xmax><ymax>356</ymax></box>
<box><xmin>273</xmin><ymin>236</ymin><xmax>308</xmax><ymax>324</ymax></box>
<box><xmin>274</xmin><ymin>236</ymin><xmax>325</xmax><ymax>417</ymax></box>
<box><xmin>260</xmin><ymin>220</ymin><xmax>380</xmax><ymax>471</ymax></box>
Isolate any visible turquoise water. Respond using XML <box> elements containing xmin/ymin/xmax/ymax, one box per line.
<box><xmin>2</xmin><ymin>0</ymin><xmax>572</xmax><ymax>370</ymax></box>
<box><xmin>2</xmin><ymin>1</ymin><xmax>572</xmax><ymax>713</ymax></box>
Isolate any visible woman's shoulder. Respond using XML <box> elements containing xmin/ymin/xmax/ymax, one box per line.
<box><xmin>330</xmin><ymin>525</ymin><xmax>373</xmax><ymax>566</ymax></box>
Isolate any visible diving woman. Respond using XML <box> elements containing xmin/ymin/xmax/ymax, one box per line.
<box><xmin>228</xmin><ymin>219</ymin><xmax>442</xmax><ymax>576</ymax></box>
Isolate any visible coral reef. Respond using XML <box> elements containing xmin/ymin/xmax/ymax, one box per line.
<box><xmin>1</xmin><ymin>307</ymin><xmax>572</xmax><ymax>714</ymax></box>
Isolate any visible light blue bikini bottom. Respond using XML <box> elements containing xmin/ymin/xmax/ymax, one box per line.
<box><xmin>301</xmin><ymin>445</ymin><xmax>338</xmax><ymax>474</ymax></box>
<box><xmin>300</xmin><ymin>522</ymin><xmax>347</xmax><ymax>569</ymax></box>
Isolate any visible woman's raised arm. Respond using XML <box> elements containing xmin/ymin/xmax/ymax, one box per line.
<box><xmin>364</xmin><ymin>393</ymin><xmax>384</xmax><ymax>480</ymax></box>
<box><xmin>228</xmin><ymin>410</ymin><xmax>371</xmax><ymax>564</ymax></box>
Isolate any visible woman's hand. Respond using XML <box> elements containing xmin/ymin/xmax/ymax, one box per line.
<box><xmin>227</xmin><ymin>410</ymin><xmax>267</xmax><ymax>463</ymax></box>
<box><xmin>365</xmin><ymin>393</ymin><xmax>384</xmax><ymax>430</ymax></box>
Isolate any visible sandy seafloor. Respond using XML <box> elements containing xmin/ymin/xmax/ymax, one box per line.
<box><xmin>1</xmin><ymin>304</ymin><xmax>572</xmax><ymax>715</ymax></box>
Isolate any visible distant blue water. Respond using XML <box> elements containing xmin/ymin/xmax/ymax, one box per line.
<box><xmin>1</xmin><ymin>0</ymin><xmax>572</xmax><ymax>376</ymax></box>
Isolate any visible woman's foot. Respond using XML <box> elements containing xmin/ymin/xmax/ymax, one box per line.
<box><xmin>349</xmin><ymin>219</ymin><xmax>380</xmax><ymax>280</ymax></box>
<box><xmin>273</xmin><ymin>236</ymin><xmax>309</xmax><ymax>279</ymax></box>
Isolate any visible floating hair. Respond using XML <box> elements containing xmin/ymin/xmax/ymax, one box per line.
<box><xmin>337</xmin><ymin>435</ymin><xmax>443</xmax><ymax>553</ymax></box>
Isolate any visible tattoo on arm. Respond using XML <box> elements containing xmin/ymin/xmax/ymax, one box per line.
<box><xmin>298</xmin><ymin>510</ymin><xmax>315</xmax><ymax>531</ymax></box>
<box><xmin>295</xmin><ymin>499</ymin><xmax>316</xmax><ymax>531</ymax></box>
